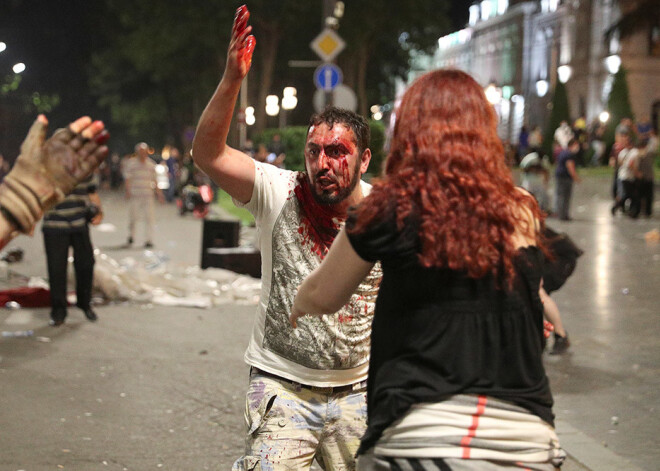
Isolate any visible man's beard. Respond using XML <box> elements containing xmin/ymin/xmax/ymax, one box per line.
<box><xmin>308</xmin><ymin>159</ymin><xmax>361</xmax><ymax>205</ymax></box>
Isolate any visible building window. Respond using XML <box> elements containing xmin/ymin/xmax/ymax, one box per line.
<box><xmin>469</xmin><ymin>4</ymin><xmax>480</xmax><ymax>25</ymax></box>
<box><xmin>481</xmin><ymin>0</ymin><xmax>492</xmax><ymax>21</ymax></box>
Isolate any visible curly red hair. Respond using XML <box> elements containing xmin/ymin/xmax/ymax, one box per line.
<box><xmin>350</xmin><ymin>69</ymin><xmax>544</xmax><ymax>284</ymax></box>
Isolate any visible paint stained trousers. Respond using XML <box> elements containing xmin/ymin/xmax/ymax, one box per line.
<box><xmin>232</xmin><ymin>369</ymin><xmax>367</xmax><ymax>471</ymax></box>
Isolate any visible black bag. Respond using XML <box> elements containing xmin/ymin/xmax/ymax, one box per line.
<box><xmin>542</xmin><ymin>226</ymin><xmax>583</xmax><ymax>293</ymax></box>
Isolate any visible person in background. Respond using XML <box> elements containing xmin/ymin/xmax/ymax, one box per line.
<box><xmin>518</xmin><ymin>125</ymin><xmax>529</xmax><ymax>160</ymax></box>
<box><xmin>267</xmin><ymin>132</ymin><xmax>286</xmax><ymax>168</ymax></box>
<box><xmin>611</xmin><ymin>132</ymin><xmax>639</xmax><ymax>217</ymax></box>
<box><xmin>164</xmin><ymin>145</ymin><xmax>181</xmax><ymax>203</ymax></box>
<box><xmin>554</xmin><ymin>120</ymin><xmax>574</xmax><ymax>155</ymax></box>
<box><xmin>609</xmin><ymin>124</ymin><xmax>632</xmax><ymax>206</ymax></box>
<box><xmin>572</xmin><ymin>116</ymin><xmax>587</xmax><ymax>167</ymax></box>
<box><xmin>554</xmin><ymin>138</ymin><xmax>582</xmax><ymax>221</ymax></box>
<box><xmin>123</xmin><ymin>142</ymin><xmax>164</xmax><ymax>248</ymax></box>
<box><xmin>292</xmin><ymin>69</ymin><xmax>565</xmax><ymax>470</ymax></box>
<box><xmin>520</xmin><ymin>151</ymin><xmax>551</xmax><ymax>213</ymax></box>
<box><xmin>42</xmin><ymin>176</ymin><xmax>103</xmax><ymax>326</ymax></box>
<box><xmin>0</xmin><ymin>115</ymin><xmax>109</xmax><ymax>250</ymax></box>
<box><xmin>588</xmin><ymin>120</ymin><xmax>606</xmax><ymax>166</ymax></box>
<box><xmin>636</xmin><ymin>131</ymin><xmax>657</xmax><ymax>217</ymax></box>
<box><xmin>529</xmin><ymin>125</ymin><xmax>544</xmax><ymax>155</ymax></box>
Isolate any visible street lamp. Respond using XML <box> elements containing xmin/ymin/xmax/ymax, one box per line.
<box><xmin>0</xmin><ymin>42</ymin><xmax>6</xmax><ymax>53</ymax></box>
<box><xmin>535</xmin><ymin>79</ymin><xmax>549</xmax><ymax>97</ymax></box>
<box><xmin>557</xmin><ymin>65</ymin><xmax>572</xmax><ymax>83</ymax></box>
<box><xmin>605</xmin><ymin>55</ymin><xmax>621</xmax><ymax>74</ymax></box>
<box><xmin>485</xmin><ymin>84</ymin><xmax>502</xmax><ymax>105</ymax></box>
<box><xmin>265</xmin><ymin>95</ymin><xmax>279</xmax><ymax>117</ymax></box>
<box><xmin>245</xmin><ymin>106</ymin><xmax>255</xmax><ymax>126</ymax></box>
<box><xmin>599</xmin><ymin>111</ymin><xmax>610</xmax><ymax>124</ymax></box>
<box><xmin>12</xmin><ymin>62</ymin><xmax>25</xmax><ymax>74</ymax></box>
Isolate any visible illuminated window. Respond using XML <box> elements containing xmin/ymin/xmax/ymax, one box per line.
<box><xmin>469</xmin><ymin>4</ymin><xmax>480</xmax><ymax>25</ymax></box>
<box><xmin>481</xmin><ymin>0</ymin><xmax>492</xmax><ymax>20</ymax></box>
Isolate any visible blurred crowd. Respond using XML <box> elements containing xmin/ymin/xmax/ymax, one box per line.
<box><xmin>514</xmin><ymin>116</ymin><xmax>657</xmax><ymax>220</ymax></box>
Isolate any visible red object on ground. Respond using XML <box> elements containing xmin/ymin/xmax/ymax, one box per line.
<box><xmin>0</xmin><ymin>287</ymin><xmax>51</xmax><ymax>308</ymax></box>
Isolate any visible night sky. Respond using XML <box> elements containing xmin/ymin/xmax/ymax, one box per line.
<box><xmin>1</xmin><ymin>0</ymin><xmax>475</xmax><ymax>155</ymax></box>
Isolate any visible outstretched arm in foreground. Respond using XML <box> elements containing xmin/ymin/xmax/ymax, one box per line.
<box><xmin>291</xmin><ymin>229</ymin><xmax>374</xmax><ymax>328</ymax></box>
<box><xmin>192</xmin><ymin>5</ymin><xmax>257</xmax><ymax>204</ymax></box>
<box><xmin>0</xmin><ymin>115</ymin><xmax>109</xmax><ymax>249</ymax></box>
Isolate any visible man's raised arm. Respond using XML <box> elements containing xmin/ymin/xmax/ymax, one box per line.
<box><xmin>192</xmin><ymin>5</ymin><xmax>257</xmax><ymax>204</ymax></box>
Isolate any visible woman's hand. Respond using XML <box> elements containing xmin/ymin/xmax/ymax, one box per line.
<box><xmin>289</xmin><ymin>301</ymin><xmax>308</xmax><ymax>329</ymax></box>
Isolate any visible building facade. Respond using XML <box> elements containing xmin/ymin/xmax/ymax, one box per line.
<box><xmin>409</xmin><ymin>0</ymin><xmax>660</xmax><ymax>143</ymax></box>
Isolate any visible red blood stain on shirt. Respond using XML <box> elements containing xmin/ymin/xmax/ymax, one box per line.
<box><xmin>294</xmin><ymin>173</ymin><xmax>343</xmax><ymax>258</ymax></box>
<box><xmin>338</xmin><ymin>314</ymin><xmax>354</xmax><ymax>323</ymax></box>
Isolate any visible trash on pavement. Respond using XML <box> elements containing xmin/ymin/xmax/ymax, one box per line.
<box><xmin>644</xmin><ymin>229</ymin><xmax>660</xmax><ymax>244</ymax></box>
<box><xmin>92</xmin><ymin>249</ymin><xmax>261</xmax><ymax>308</ymax></box>
<box><xmin>2</xmin><ymin>329</ymin><xmax>34</xmax><ymax>338</ymax></box>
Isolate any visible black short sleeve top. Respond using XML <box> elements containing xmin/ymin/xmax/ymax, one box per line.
<box><xmin>346</xmin><ymin>205</ymin><xmax>554</xmax><ymax>454</ymax></box>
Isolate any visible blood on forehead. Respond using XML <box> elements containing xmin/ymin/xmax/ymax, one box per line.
<box><xmin>306</xmin><ymin>123</ymin><xmax>357</xmax><ymax>153</ymax></box>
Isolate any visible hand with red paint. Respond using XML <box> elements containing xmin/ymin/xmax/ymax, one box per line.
<box><xmin>543</xmin><ymin>319</ymin><xmax>554</xmax><ymax>339</ymax></box>
<box><xmin>226</xmin><ymin>4</ymin><xmax>256</xmax><ymax>81</ymax></box>
<box><xmin>0</xmin><ymin>115</ymin><xmax>109</xmax><ymax>234</ymax></box>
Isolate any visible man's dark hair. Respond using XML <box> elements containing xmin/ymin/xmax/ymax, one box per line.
<box><xmin>307</xmin><ymin>107</ymin><xmax>370</xmax><ymax>154</ymax></box>
<box><xmin>567</xmin><ymin>138</ymin><xmax>579</xmax><ymax>148</ymax></box>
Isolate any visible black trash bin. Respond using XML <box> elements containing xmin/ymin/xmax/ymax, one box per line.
<box><xmin>200</xmin><ymin>219</ymin><xmax>240</xmax><ymax>269</ymax></box>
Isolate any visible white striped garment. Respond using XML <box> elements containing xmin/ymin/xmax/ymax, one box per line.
<box><xmin>373</xmin><ymin>394</ymin><xmax>564</xmax><ymax>467</ymax></box>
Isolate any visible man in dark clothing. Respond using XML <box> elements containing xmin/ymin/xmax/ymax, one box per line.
<box><xmin>42</xmin><ymin>177</ymin><xmax>103</xmax><ymax>326</ymax></box>
<box><xmin>554</xmin><ymin>138</ymin><xmax>581</xmax><ymax>221</ymax></box>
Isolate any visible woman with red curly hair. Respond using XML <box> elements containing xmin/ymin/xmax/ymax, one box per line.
<box><xmin>291</xmin><ymin>69</ymin><xmax>565</xmax><ymax>470</ymax></box>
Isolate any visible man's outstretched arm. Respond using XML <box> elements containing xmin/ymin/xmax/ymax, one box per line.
<box><xmin>192</xmin><ymin>5</ymin><xmax>257</xmax><ymax>204</ymax></box>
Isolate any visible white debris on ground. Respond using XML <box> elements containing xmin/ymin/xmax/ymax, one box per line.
<box><xmin>91</xmin><ymin>249</ymin><xmax>261</xmax><ymax>308</ymax></box>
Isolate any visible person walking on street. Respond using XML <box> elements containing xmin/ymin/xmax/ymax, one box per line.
<box><xmin>42</xmin><ymin>177</ymin><xmax>103</xmax><ymax>326</ymax></box>
<box><xmin>554</xmin><ymin>138</ymin><xmax>581</xmax><ymax>221</ymax></box>
<box><xmin>123</xmin><ymin>142</ymin><xmax>164</xmax><ymax>248</ymax></box>
<box><xmin>192</xmin><ymin>6</ymin><xmax>379</xmax><ymax>470</ymax></box>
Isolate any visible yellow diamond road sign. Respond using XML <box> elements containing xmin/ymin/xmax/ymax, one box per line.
<box><xmin>310</xmin><ymin>28</ymin><xmax>346</xmax><ymax>62</ymax></box>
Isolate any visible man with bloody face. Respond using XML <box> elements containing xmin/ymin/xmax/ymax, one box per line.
<box><xmin>192</xmin><ymin>5</ymin><xmax>379</xmax><ymax>470</ymax></box>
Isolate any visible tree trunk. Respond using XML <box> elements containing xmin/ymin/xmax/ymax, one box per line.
<box><xmin>254</xmin><ymin>23</ymin><xmax>280</xmax><ymax>135</ymax></box>
<box><xmin>356</xmin><ymin>44</ymin><xmax>369</xmax><ymax>117</ymax></box>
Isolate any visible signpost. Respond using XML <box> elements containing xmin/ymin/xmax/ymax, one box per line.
<box><xmin>313</xmin><ymin>63</ymin><xmax>342</xmax><ymax>91</ymax></box>
<box><xmin>310</xmin><ymin>28</ymin><xmax>346</xmax><ymax>63</ymax></box>
<box><xmin>310</xmin><ymin>27</ymin><xmax>346</xmax><ymax>109</ymax></box>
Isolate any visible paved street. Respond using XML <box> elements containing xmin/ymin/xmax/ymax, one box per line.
<box><xmin>0</xmin><ymin>176</ymin><xmax>658</xmax><ymax>470</ymax></box>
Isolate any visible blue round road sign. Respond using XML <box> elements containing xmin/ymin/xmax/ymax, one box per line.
<box><xmin>314</xmin><ymin>63</ymin><xmax>343</xmax><ymax>91</ymax></box>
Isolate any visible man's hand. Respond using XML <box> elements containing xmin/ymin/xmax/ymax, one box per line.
<box><xmin>0</xmin><ymin>115</ymin><xmax>109</xmax><ymax>233</ymax></box>
<box><xmin>225</xmin><ymin>5</ymin><xmax>256</xmax><ymax>82</ymax></box>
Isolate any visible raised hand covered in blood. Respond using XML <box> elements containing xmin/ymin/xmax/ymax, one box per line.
<box><xmin>227</xmin><ymin>5</ymin><xmax>256</xmax><ymax>80</ymax></box>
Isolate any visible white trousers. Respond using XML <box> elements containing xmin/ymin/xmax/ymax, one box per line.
<box><xmin>128</xmin><ymin>195</ymin><xmax>155</xmax><ymax>243</ymax></box>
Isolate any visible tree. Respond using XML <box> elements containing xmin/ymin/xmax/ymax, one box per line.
<box><xmin>543</xmin><ymin>77</ymin><xmax>571</xmax><ymax>158</ymax></box>
<box><xmin>337</xmin><ymin>0</ymin><xmax>451</xmax><ymax>115</ymax></box>
<box><xmin>604</xmin><ymin>66</ymin><xmax>634</xmax><ymax>149</ymax></box>
<box><xmin>90</xmin><ymin>0</ymin><xmax>235</xmax><ymax>152</ymax></box>
<box><xmin>90</xmin><ymin>1</ymin><xmax>452</xmax><ymax>149</ymax></box>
